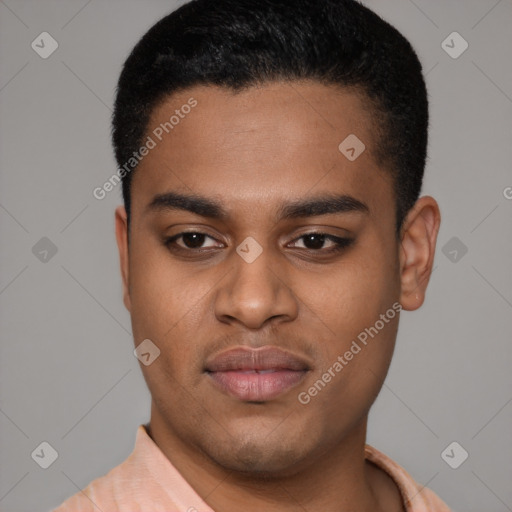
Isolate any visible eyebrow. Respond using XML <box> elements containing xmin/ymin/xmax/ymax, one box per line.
<box><xmin>146</xmin><ymin>191</ymin><xmax>369</xmax><ymax>220</ymax></box>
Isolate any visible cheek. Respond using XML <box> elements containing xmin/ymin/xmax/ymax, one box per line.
<box><xmin>302</xmin><ymin>293</ymin><xmax>399</xmax><ymax>435</ymax></box>
<box><xmin>302</xmin><ymin>238</ymin><xmax>400</xmax><ymax>395</ymax></box>
<box><xmin>311</xmin><ymin>250</ymin><xmax>399</xmax><ymax>341</ymax></box>
<box><xmin>127</xmin><ymin>241</ymin><xmax>209</xmax><ymax>358</ymax></box>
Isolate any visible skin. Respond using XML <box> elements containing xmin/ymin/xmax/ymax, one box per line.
<box><xmin>115</xmin><ymin>81</ymin><xmax>440</xmax><ymax>512</ymax></box>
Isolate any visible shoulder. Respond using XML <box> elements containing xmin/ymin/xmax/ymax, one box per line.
<box><xmin>52</xmin><ymin>461</ymin><xmax>131</xmax><ymax>511</ymax></box>
<box><xmin>51</xmin><ymin>424</ymin><xmax>204</xmax><ymax>511</ymax></box>
<box><xmin>365</xmin><ymin>444</ymin><xmax>452</xmax><ymax>512</ymax></box>
<box><xmin>52</xmin><ymin>425</ymin><xmax>154</xmax><ymax>511</ymax></box>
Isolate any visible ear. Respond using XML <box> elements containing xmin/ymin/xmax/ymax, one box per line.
<box><xmin>115</xmin><ymin>205</ymin><xmax>131</xmax><ymax>312</ymax></box>
<box><xmin>398</xmin><ymin>196</ymin><xmax>441</xmax><ymax>311</ymax></box>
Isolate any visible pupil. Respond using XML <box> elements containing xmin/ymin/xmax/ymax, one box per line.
<box><xmin>183</xmin><ymin>233</ymin><xmax>205</xmax><ymax>248</ymax></box>
<box><xmin>304</xmin><ymin>234</ymin><xmax>325</xmax><ymax>250</ymax></box>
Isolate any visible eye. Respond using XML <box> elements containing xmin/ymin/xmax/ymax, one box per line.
<box><xmin>288</xmin><ymin>233</ymin><xmax>354</xmax><ymax>253</ymax></box>
<box><xmin>163</xmin><ymin>231</ymin><xmax>354</xmax><ymax>255</ymax></box>
<box><xmin>164</xmin><ymin>231</ymin><xmax>222</xmax><ymax>251</ymax></box>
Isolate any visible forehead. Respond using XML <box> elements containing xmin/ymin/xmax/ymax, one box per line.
<box><xmin>147</xmin><ymin>81</ymin><xmax>374</xmax><ymax>155</ymax></box>
<box><xmin>130</xmin><ymin>81</ymin><xmax>393</xmax><ymax>220</ymax></box>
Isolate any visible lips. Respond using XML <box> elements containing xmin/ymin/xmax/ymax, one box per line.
<box><xmin>205</xmin><ymin>346</ymin><xmax>311</xmax><ymax>402</ymax></box>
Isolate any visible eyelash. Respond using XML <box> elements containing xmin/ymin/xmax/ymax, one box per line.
<box><xmin>163</xmin><ymin>231</ymin><xmax>354</xmax><ymax>255</ymax></box>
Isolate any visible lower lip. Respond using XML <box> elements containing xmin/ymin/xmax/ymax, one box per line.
<box><xmin>207</xmin><ymin>370</ymin><xmax>307</xmax><ymax>402</ymax></box>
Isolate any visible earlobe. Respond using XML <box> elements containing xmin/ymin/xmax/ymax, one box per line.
<box><xmin>115</xmin><ymin>205</ymin><xmax>131</xmax><ymax>312</ymax></box>
<box><xmin>399</xmin><ymin>196</ymin><xmax>441</xmax><ymax>311</ymax></box>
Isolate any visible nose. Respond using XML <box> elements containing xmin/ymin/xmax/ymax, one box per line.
<box><xmin>213</xmin><ymin>243</ymin><xmax>299</xmax><ymax>330</ymax></box>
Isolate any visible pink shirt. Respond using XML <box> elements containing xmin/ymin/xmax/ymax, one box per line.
<box><xmin>54</xmin><ymin>425</ymin><xmax>451</xmax><ymax>511</ymax></box>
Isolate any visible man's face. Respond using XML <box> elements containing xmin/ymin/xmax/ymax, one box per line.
<box><xmin>119</xmin><ymin>82</ymin><xmax>403</xmax><ymax>475</ymax></box>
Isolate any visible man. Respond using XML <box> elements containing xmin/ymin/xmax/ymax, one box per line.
<box><xmin>55</xmin><ymin>0</ymin><xmax>451</xmax><ymax>510</ymax></box>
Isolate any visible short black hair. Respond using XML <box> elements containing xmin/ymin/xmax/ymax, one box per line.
<box><xmin>112</xmin><ymin>0</ymin><xmax>428</xmax><ymax>234</ymax></box>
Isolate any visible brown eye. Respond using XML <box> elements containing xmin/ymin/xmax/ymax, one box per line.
<box><xmin>180</xmin><ymin>232</ymin><xmax>207</xmax><ymax>248</ymax></box>
<box><xmin>302</xmin><ymin>233</ymin><xmax>327</xmax><ymax>250</ymax></box>
<box><xmin>289</xmin><ymin>233</ymin><xmax>354</xmax><ymax>252</ymax></box>
<box><xmin>164</xmin><ymin>232</ymin><xmax>221</xmax><ymax>251</ymax></box>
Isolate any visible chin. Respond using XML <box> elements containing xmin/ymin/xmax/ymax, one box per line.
<box><xmin>202</xmin><ymin>427</ymin><xmax>314</xmax><ymax>478</ymax></box>
<box><xmin>215</xmin><ymin>445</ymin><xmax>305</xmax><ymax>477</ymax></box>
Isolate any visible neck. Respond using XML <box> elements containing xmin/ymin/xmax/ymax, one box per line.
<box><xmin>148</xmin><ymin>408</ymin><xmax>403</xmax><ymax>512</ymax></box>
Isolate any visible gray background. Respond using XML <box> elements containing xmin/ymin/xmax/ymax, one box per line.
<box><xmin>0</xmin><ymin>0</ymin><xmax>511</xmax><ymax>510</ymax></box>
